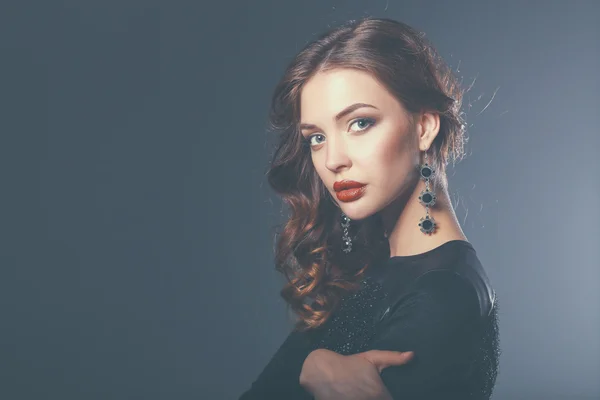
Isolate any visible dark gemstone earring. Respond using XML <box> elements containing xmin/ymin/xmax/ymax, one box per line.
<box><xmin>341</xmin><ymin>212</ymin><xmax>352</xmax><ymax>253</ymax></box>
<box><xmin>418</xmin><ymin>150</ymin><xmax>437</xmax><ymax>235</ymax></box>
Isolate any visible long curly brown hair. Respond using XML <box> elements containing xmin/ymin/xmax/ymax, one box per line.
<box><xmin>265</xmin><ymin>17</ymin><xmax>468</xmax><ymax>332</ymax></box>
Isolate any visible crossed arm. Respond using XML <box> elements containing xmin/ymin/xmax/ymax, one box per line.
<box><xmin>299</xmin><ymin>271</ymin><xmax>481</xmax><ymax>400</ymax></box>
<box><xmin>300</xmin><ymin>348</ymin><xmax>412</xmax><ymax>400</ymax></box>
<box><xmin>239</xmin><ymin>270</ymin><xmax>480</xmax><ymax>400</ymax></box>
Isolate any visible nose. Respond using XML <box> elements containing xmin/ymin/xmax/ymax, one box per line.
<box><xmin>324</xmin><ymin>135</ymin><xmax>351</xmax><ymax>172</ymax></box>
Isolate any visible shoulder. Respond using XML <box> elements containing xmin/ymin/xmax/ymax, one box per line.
<box><xmin>411</xmin><ymin>269</ymin><xmax>481</xmax><ymax>317</ymax></box>
<box><xmin>410</xmin><ymin>260</ymin><xmax>496</xmax><ymax>321</ymax></box>
<box><xmin>412</xmin><ymin>240</ymin><xmax>496</xmax><ymax>320</ymax></box>
<box><xmin>382</xmin><ymin>268</ymin><xmax>488</xmax><ymax>320</ymax></box>
<box><xmin>371</xmin><ymin>241</ymin><xmax>496</xmax><ymax>322</ymax></box>
<box><xmin>372</xmin><ymin>269</ymin><xmax>482</xmax><ymax>344</ymax></box>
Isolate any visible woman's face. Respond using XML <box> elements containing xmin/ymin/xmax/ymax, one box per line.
<box><xmin>299</xmin><ymin>68</ymin><xmax>422</xmax><ymax>221</ymax></box>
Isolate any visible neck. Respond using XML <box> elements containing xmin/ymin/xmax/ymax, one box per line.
<box><xmin>380</xmin><ymin>175</ymin><xmax>467</xmax><ymax>258</ymax></box>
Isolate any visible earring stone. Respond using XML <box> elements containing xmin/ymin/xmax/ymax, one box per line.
<box><xmin>418</xmin><ymin>151</ymin><xmax>437</xmax><ymax>235</ymax></box>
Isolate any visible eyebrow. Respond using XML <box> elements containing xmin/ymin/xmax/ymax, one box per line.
<box><xmin>299</xmin><ymin>103</ymin><xmax>379</xmax><ymax>131</ymax></box>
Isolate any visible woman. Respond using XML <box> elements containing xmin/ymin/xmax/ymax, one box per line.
<box><xmin>239</xmin><ymin>17</ymin><xmax>500</xmax><ymax>400</ymax></box>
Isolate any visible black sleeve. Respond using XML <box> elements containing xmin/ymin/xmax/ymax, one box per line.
<box><xmin>238</xmin><ymin>327</ymin><xmax>315</xmax><ymax>400</ymax></box>
<box><xmin>368</xmin><ymin>270</ymin><xmax>481</xmax><ymax>399</ymax></box>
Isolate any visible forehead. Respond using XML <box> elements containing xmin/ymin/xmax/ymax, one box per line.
<box><xmin>300</xmin><ymin>68</ymin><xmax>397</xmax><ymax>119</ymax></box>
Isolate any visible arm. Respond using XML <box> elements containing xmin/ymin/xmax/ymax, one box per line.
<box><xmin>300</xmin><ymin>348</ymin><xmax>397</xmax><ymax>400</ymax></box>
<box><xmin>298</xmin><ymin>270</ymin><xmax>480</xmax><ymax>400</ymax></box>
<box><xmin>369</xmin><ymin>270</ymin><xmax>481</xmax><ymax>399</ymax></box>
<box><xmin>238</xmin><ymin>328</ymin><xmax>315</xmax><ymax>400</ymax></box>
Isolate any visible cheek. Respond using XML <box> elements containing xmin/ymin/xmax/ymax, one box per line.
<box><xmin>364</xmin><ymin>134</ymin><xmax>406</xmax><ymax>169</ymax></box>
<box><xmin>365</xmin><ymin>137</ymin><xmax>416</xmax><ymax>190</ymax></box>
<box><xmin>312</xmin><ymin>162</ymin><xmax>330</xmax><ymax>187</ymax></box>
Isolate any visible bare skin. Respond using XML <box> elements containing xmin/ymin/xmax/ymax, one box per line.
<box><xmin>298</xmin><ymin>68</ymin><xmax>467</xmax><ymax>398</ymax></box>
<box><xmin>300</xmin><ymin>348</ymin><xmax>414</xmax><ymax>400</ymax></box>
<box><xmin>299</xmin><ymin>68</ymin><xmax>466</xmax><ymax>258</ymax></box>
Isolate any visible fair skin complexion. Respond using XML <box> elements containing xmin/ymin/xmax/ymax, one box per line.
<box><xmin>300</xmin><ymin>349</ymin><xmax>414</xmax><ymax>399</ymax></box>
<box><xmin>298</xmin><ymin>68</ymin><xmax>467</xmax><ymax>398</ymax></box>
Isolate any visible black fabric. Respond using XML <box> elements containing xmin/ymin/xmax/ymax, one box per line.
<box><xmin>238</xmin><ymin>240</ymin><xmax>500</xmax><ymax>400</ymax></box>
<box><xmin>238</xmin><ymin>328</ymin><xmax>316</xmax><ymax>400</ymax></box>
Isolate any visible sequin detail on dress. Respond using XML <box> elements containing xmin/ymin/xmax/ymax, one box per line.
<box><xmin>311</xmin><ymin>276</ymin><xmax>387</xmax><ymax>355</ymax></box>
<box><xmin>307</xmin><ymin>276</ymin><xmax>501</xmax><ymax>400</ymax></box>
<box><xmin>465</xmin><ymin>295</ymin><xmax>501</xmax><ymax>399</ymax></box>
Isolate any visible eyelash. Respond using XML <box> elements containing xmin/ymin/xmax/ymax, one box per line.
<box><xmin>303</xmin><ymin>117</ymin><xmax>377</xmax><ymax>148</ymax></box>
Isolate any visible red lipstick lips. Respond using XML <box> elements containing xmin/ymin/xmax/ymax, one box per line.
<box><xmin>333</xmin><ymin>180</ymin><xmax>367</xmax><ymax>202</ymax></box>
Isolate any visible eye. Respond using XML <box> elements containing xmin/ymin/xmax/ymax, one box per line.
<box><xmin>305</xmin><ymin>134</ymin><xmax>325</xmax><ymax>147</ymax></box>
<box><xmin>349</xmin><ymin>117</ymin><xmax>376</xmax><ymax>132</ymax></box>
<box><xmin>303</xmin><ymin>117</ymin><xmax>376</xmax><ymax>149</ymax></box>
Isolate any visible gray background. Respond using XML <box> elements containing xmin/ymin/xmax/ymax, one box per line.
<box><xmin>1</xmin><ymin>1</ymin><xmax>598</xmax><ymax>399</ymax></box>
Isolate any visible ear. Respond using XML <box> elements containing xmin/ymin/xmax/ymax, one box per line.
<box><xmin>415</xmin><ymin>111</ymin><xmax>440</xmax><ymax>151</ymax></box>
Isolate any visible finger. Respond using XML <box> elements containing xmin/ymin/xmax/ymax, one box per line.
<box><xmin>361</xmin><ymin>350</ymin><xmax>414</xmax><ymax>372</ymax></box>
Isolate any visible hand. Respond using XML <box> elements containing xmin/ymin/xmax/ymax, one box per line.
<box><xmin>300</xmin><ymin>348</ymin><xmax>414</xmax><ymax>400</ymax></box>
<box><xmin>352</xmin><ymin>349</ymin><xmax>414</xmax><ymax>374</ymax></box>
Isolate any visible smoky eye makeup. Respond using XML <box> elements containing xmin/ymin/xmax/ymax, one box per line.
<box><xmin>302</xmin><ymin>116</ymin><xmax>377</xmax><ymax>148</ymax></box>
<box><xmin>349</xmin><ymin>117</ymin><xmax>376</xmax><ymax>132</ymax></box>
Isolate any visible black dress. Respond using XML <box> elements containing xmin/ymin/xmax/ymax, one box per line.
<box><xmin>238</xmin><ymin>240</ymin><xmax>500</xmax><ymax>400</ymax></box>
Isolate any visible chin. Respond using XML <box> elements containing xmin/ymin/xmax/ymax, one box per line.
<box><xmin>338</xmin><ymin>203</ymin><xmax>376</xmax><ymax>221</ymax></box>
